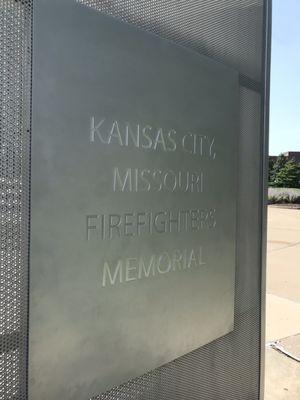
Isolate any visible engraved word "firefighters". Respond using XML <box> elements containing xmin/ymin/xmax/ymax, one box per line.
<box><xmin>86</xmin><ymin>208</ymin><xmax>216</xmax><ymax>240</ymax></box>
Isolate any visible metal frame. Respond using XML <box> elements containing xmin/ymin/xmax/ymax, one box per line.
<box><xmin>0</xmin><ymin>1</ymin><xmax>271</xmax><ymax>398</ymax></box>
<box><xmin>30</xmin><ymin>1</ymin><xmax>272</xmax><ymax>398</ymax></box>
<box><xmin>259</xmin><ymin>1</ymin><xmax>272</xmax><ymax>399</ymax></box>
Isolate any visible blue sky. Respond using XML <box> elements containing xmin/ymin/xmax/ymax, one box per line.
<box><xmin>269</xmin><ymin>0</ymin><xmax>300</xmax><ymax>155</ymax></box>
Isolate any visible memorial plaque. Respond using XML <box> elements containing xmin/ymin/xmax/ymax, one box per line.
<box><xmin>29</xmin><ymin>0</ymin><xmax>239</xmax><ymax>398</ymax></box>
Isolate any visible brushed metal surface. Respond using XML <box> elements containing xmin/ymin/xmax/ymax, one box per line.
<box><xmin>29</xmin><ymin>0</ymin><xmax>239</xmax><ymax>398</ymax></box>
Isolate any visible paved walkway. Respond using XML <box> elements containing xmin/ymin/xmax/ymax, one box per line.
<box><xmin>265</xmin><ymin>207</ymin><xmax>300</xmax><ymax>400</ymax></box>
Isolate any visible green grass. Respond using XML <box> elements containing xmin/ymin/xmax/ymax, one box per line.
<box><xmin>268</xmin><ymin>188</ymin><xmax>300</xmax><ymax>204</ymax></box>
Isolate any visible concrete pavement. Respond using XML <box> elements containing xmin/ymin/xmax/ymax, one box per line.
<box><xmin>264</xmin><ymin>207</ymin><xmax>300</xmax><ymax>400</ymax></box>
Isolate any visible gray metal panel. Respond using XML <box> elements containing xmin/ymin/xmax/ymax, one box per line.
<box><xmin>29</xmin><ymin>1</ymin><xmax>238</xmax><ymax>398</ymax></box>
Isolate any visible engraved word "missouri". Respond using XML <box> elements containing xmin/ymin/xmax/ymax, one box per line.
<box><xmin>102</xmin><ymin>247</ymin><xmax>206</xmax><ymax>287</ymax></box>
<box><xmin>113</xmin><ymin>167</ymin><xmax>203</xmax><ymax>193</ymax></box>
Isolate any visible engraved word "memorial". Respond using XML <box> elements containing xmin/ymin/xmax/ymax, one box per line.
<box><xmin>102</xmin><ymin>247</ymin><xmax>206</xmax><ymax>287</ymax></box>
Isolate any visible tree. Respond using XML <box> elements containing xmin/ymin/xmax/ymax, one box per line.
<box><xmin>270</xmin><ymin>153</ymin><xmax>287</xmax><ymax>184</ymax></box>
<box><xmin>268</xmin><ymin>158</ymin><xmax>275</xmax><ymax>183</ymax></box>
<box><xmin>273</xmin><ymin>158</ymin><xmax>300</xmax><ymax>188</ymax></box>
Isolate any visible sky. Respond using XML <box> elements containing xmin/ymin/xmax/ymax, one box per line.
<box><xmin>269</xmin><ymin>0</ymin><xmax>300</xmax><ymax>155</ymax></box>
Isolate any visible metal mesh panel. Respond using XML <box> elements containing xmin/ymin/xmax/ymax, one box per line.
<box><xmin>0</xmin><ymin>0</ymin><xmax>268</xmax><ymax>399</ymax></box>
<box><xmin>78</xmin><ymin>0</ymin><xmax>263</xmax><ymax>81</ymax></box>
<box><xmin>0</xmin><ymin>0</ymin><xmax>32</xmax><ymax>399</ymax></box>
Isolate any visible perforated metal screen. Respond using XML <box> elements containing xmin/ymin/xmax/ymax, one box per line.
<box><xmin>0</xmin><ymin>0</ymin><xmax>270</xmax><ymax>399</ymax></box>
<box><xmin>0</xmin><ymin>1</ymin><xmax>31</xmax><ymax>399</ymax></box>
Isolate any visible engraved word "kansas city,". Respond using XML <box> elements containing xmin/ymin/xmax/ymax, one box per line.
<box><xmin>90</xmin><ymin>117</ymin><xmax>216</xmax><ymax>158</ymax></box>
<box><xmin>102</xmin><ymin>247</ymin><xmax>206</xmax><ymax>287</ymax></box>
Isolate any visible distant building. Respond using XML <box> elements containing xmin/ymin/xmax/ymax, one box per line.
<box><xmin>283</xmin><ymin>151</ymin><xmax>300</xmax><ymax>163</ymax></box>
<box><xmin>269</xmin><ymin>151</ymin><xmax>300</xmax><ymax>163</ymax></box>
